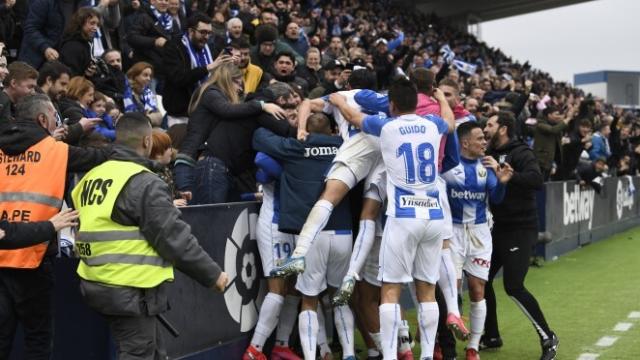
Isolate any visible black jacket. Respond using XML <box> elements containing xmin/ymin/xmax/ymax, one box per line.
<box><xmin>488</xmin><ymin>139</ymin><xmax>543</xmax><ymax>229</ymax></box>
<box><xmin>78</xmin><ymin>145</ymin><xmax>222</xmax><ymax>317</ymax></box>
<box><xmin>127</xmin><ymin>7</ymin><xmax>181</xmax><ymax>77</ymax></box>
<box><xmin>58</xmin><ymin>97</ymin><xmax>88</xmax><ymax>146</ymax></box>
<box><xmin>179</xmin><ymin>86</ymin><xmax>295</xmax><ymax>176</ymax></box>
<box><xmin>161</xmin><ymin>38</ymin><xmax>209</xmax><ymax>117</ymax></box>
<box><xmin>0</xmin><ymin>119</ymin><xmax>112</xmax><ymax>255</ymax></box>
<box><xmin>60</xmin><ymin>32</ymin><xmax>92</xmax><ymax>77</ymax></box>
<box><xmin>0</xmin><ymin>220</ymin><xmax>55</xmax><ymax>249</ymax></box>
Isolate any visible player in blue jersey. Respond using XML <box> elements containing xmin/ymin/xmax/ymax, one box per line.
<box><xmin>441</xmin><ymin>122</ymin><xmax>513</xmax><ymax>360</ymax></box>
<box><xmin>328</xmin><ymin>77</ymin><xmax>455</xmax><ymax>360</ymax></box>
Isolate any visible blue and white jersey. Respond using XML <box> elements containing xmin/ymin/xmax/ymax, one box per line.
<box><xmin>362</xmin><ymin>113</ymin><xmax>449</xmax><ymax>219</ymax></box>
<box><xmin>258</xmin><ymin>182</ymin><xmax>280</xmax><ymax>225</ymax></box>
<box><xmin>441</xmin><ymin>157</ymin><xmax>505</xmax><ymax>224</ymax></box>
<box><xmin>323</xmin><ymin>89</ymin><xmax>388</xmax><ymax>141</ymax></box>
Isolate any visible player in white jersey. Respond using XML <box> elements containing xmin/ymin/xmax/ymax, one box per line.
<box><xmin>270</xmin><ymin>70</ymin><xmax>389</xmax><ymax>277</ymax></box>
<box><xmin>327</xmin><ymin>77</ymin><xmax>455</xmax><ymax>360</ymax></box>
<box><xmin>440</xmin><ymin>122</ymin><xmax>513</xmax><ymax>360</ymax></box>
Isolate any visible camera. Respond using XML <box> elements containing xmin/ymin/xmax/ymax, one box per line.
<box><xmin>90</xmin><ymin>58</ymin><xmax>111</xmax><ymax>79</ymax></box>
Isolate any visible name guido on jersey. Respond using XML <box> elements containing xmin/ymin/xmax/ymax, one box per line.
<box><xmin>449</xmin><ymin>189</ymin><xmax>486</xmax><ymax>201</ymax></box>
<box><xmin>399</xmin><ymin>125</ymin><xmax>426</xmax><ymax>135</ymax></box>
<box><xmin>303</xmin><ymin>146</ymin><xmax>339</xmax><ymax>158</ymax></box>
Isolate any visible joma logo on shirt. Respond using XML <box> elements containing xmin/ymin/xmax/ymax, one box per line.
<box><xmin>303</xmin><ymin>146</ymin><xmax>339</xmax><ymax>158</ymax></box>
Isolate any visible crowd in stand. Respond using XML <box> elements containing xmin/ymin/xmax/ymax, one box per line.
<box><xmin>1</xmin><ymin>0</ymin><xmax>639</xmax><ymax>202</ymax></box>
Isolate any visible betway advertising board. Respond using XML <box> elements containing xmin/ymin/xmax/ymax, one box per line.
<box><xmin>545</xmin><ymin>176</ymin><xmax>639</xmax><ymax>249</ymax></box>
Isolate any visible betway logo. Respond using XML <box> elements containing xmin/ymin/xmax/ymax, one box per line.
<box><xmin>303</xmin><ymin>146</ymin><xmax>339</xmax><ymax>158</ymax></box>
<box><xmin>450</xmin><ymin>189</ymin><xmax>486</xmax><ymax>201</ymax></box>
<box><xmin>563</xmin><ymin>183</ymin><xmax>595</xmax><ymax>229</ymax></box>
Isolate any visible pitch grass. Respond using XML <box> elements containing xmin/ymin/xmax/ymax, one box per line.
<box><xmin>351</xmin><ymin>227</ymin><xmax>640</xmax><ymax>359</ymax></box>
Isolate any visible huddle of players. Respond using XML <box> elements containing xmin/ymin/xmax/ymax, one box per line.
<box><xmin>243</xmin><ymin>70</ymin><xmax>515</xmax><ymax>360</ymax></box>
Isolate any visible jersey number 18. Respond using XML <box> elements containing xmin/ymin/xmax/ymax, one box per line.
<box><xmin>396</xmin><ymin>142</ymin><xmax>436</xmax><ymax>184</ymax></box>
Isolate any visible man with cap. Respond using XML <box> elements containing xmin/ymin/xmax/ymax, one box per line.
<box><xmin>372</xmin><ymin>38</ymin><xmax>393</xmax><ymax>89</ymax></box>
<box><xmin>308</xmin><ymin>59</ymin><xmax>349</xmax><ymax>98</ymax></box>
<box><xmin>251</xmin><ymin>24</ymin><xmax>304</xmax><ymax>73</ymax></box>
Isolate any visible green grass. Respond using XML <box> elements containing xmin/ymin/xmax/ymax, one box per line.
<box><xmin>351</xmin><ymin>227</ymin><xmax>640</xmax><ymax>359</ymax></box>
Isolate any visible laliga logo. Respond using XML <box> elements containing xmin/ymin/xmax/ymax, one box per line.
<box><xmin>224</xmin><ymin>208</ymin><xmax>266</xmax><ymax>332</ymax></box>
<box><xmin>616</xmin><ymin>178</ymin><xmax>635</xmax><ymax>220</ymax></box>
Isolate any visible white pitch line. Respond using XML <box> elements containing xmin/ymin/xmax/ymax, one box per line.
<box><xmin>628</xmin><ymin>311</ymin><xmax>640</xmax><ymax>319</ymax></box>
<box><xmin>613</xmin><ymin>322</ymin><xmax>633</xmax><ymax>332</ymax></box>
<box><xmin>577</xmin><ymin>354</ymin><xmax>599</xmax><ymax>360</ymax></box>
<box><xmin>595</xmin><ymin>336</ymin><xmax>618</xmax><ymax>347</ymax></box>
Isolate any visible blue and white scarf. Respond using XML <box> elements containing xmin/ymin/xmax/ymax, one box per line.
<box><xmin>79</xmin><ymin>0</ymin><xmax>105</xmax><ymax>57</ymax></box>
<box><xmin>180</xmin><ymin>34</ymin><xmax>212</xmax><ymax>85</ymax></box>
<box><xmin>123</xmin><ymin>78</ymin><xmax>158</xmax><ymax>113</ymax></box>
<box><xmin>151</xmin><ymin>5</ymin><xmax>173</xmax><ymax>31</ymax></box>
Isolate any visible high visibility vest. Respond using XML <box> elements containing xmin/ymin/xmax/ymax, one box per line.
<box><xmin>71</xmin><ymin>160</ymin><xmax>174</xmax><ymax>288</ymax></box>
<box><xmin>0</xmin><ymin>136</ymin><xmax>68</xmax><ymax>268</ymax></box>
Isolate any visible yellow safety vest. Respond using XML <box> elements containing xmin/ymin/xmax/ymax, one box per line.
<box><xmin>71</xmin><ymin>160</ymin><xmax>174</xmax><ymax>288</ymax></box>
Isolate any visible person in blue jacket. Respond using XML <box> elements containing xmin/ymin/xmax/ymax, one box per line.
<box><xmin>253</xmin><ymin>113</ymin><xmax>357</xmax><ymax>360</ymax></box>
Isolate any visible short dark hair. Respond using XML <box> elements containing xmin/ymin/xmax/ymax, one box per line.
<box><xmin>388</xmin><ymin>77</ymin><xmax>418</xmax><ymax>113</ymax></box>
<box><xmin>187</xmin><ymin>11</ymin><xmax>211</xmax><ymax>30</ymax></box>
<box><xmin>4</xmin><ymin>61</ymin><xmax>38</xmax><ymax>87</ymax></box>
<box><xmin>410</xmin><ymin>68</ymin><xmax>434</xmax><ymax>94</ymax></box>
<box><xmin>495</xmin><ymin>111</ymin><xmax>516</xmax><ymax>139</ymax></box>
<box><xmin>348</xmin><ymin>69</ymin><xmax>377</xmax><ymax>90</ymax></box>
<box><xmin>275</xmin><ymin>51</ymin><xmax>296</xmax><ymax>64</ymax></box>
<box><xmin>438</xmin><ymin>78</ymin><xmax>459</xmax><ymax>93</ymax></box>
<box><xmin>306</xmin><ymin>113</ymin><xmax>331</xmax><ymax>134</ymax></box>
<box><xmin>115</xmin><ymin>112</ymin><xmax>151</xmax><ymax>148</ymax></box>
<box><xmin>456</xmin><ymin>121</ymin><xmax>482</xmax><ymax>139</ymax></box>
<box><xmin>37</xmin><ymin>61</ymin><xmax>71</xmax><ymax>87</ymax></box>
<box><xmin>229</xmin><ymin>38</ymin><xmax>250</xmax><ymax>50</ymax></box>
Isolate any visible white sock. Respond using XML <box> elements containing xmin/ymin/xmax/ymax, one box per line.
<box><xmin>438</xmin><ymin>248</ymin><xmax>460</xmax><ymax>317</ymax></box>
<box><xmin>379</xmin><ymin>303</ymin><xmax>400</xmax><ymax>360</ymax></box>
<box><xmin>292</xmin><ymin>200</ymin><xmax>333</xmax><ymax>257</ymax></box>
<box><xmin>346</xmin><ymin>219</ymin><xmax>376</xmax><ymax>277</ymax></box>
<box><xmin>368</xmin><ymin>348</ymin><xmax>381</xmax><ymax>357</ymax></box>
<box><xmin>334</xmin><ymin>305</ymin><xmax>355</xmax><ymax>357</ymax></box>
<box><xmin>369</xmin><ymin>332</ymin><xmax>382</xmax><ymax>352</ymax></box>
<box><xmin>418</xmin><ymin>302</ymin><xmax>439</xmax><ymax>359</ymax></box>
<box><xmin>299</xmin><ymin>310</ymin><xmax>319</xmax><ymax>360</ymax></box>
<box><xmin>468</xmin><ymin>299</ymin><xmax>487</xmax><ymax>350</ymax></box>
<box><xmin>275</xmin><ymin>295</ymin><xmax>300</xmax><ymax>347</ymax></box>
<box><xmin>250</xmin><ymin>293</ymin><xmax>284</xmax><ymax>349</ymax></box>
<box><xmin>398</xmin><ymin>319</ymin><xmax>411</xmax><ymax>353</ymax></box>
<box><xmin>317</xmin><ymin>303</ymin><xmax>331</xmax><ymax>357</ymax></box>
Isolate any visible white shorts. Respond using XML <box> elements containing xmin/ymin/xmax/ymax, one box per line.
<box><xmin>362</xmin><ymin>235</ymin><xmax>382</xmax><ymax>287</ymax></box>
<box><xmin>378</xmin><ymin>217</ymin><xmax>443</xmax><ymax>284</ymax></box>
<box><xmin>363</xmin><ymin>156</ymin><xmax>386</xmax><ymax>203</ymax></box>
<box><xmin>327</xmin><ymin>132</ymin><xmax>380</xmax><ymax>189</ymax></box>
<box><xmin>296</xmin><ymin>230</ymin><xmax>353</xmax><ymax>296</ymax></box>
<box><xmin>256</xmin><ymin>220</ymin><xmax>296</xmax><ymax>276</ymax></box>
<box><xmin>450</xmin><ymin>223</ymin><xmax>493</xmax><ymax>281</ymax></box>
<box><xmin>437</xmin><ymin>177</ymin><xmax>453</xmax><ymax>241</ymax></box>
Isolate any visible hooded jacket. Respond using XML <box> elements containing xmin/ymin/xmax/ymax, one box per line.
<box><xmin>77</xmin><ymin>145</ymin><xmax>222</xmax><ymax>317</ymax></box>
<box><xmin>488</xmin><ymin>139</ymin><xmax>543</xmax><ymax>229</ymax></box>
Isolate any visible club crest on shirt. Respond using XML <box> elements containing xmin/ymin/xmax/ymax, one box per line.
<box><xmin>478</xmin><ymin>168</ymin><xmax>487</xmax><ymax>178</ymax></box>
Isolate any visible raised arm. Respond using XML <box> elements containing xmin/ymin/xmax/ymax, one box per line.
<box><xmin>327</xmin><ymin>93</ymin><xmax>366</xmax><ymax>129</ymax></box>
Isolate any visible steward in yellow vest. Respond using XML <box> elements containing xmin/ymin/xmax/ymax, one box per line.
<box><xmin>71</xmin><ymin>113</ymin><xmax>227</xmax><ymax>359</ymax></box>
<box><xmin>0</xmin><ymin>94</ymin><xmax>110</xmax><ymax>359</ymax></box>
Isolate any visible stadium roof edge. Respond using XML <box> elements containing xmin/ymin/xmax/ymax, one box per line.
<box><xmin>575</xmin><ymin>70</ymin><xmax>640</xmax><ymax>85</ymax></box>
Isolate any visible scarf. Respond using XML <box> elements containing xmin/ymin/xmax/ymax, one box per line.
<box><xmin>180</xmin><ymin>33</ymin><xmax>212</xmax><ymax>85</ymax></box>
<box><xmin>123</xmin><ymin>78</ymin><xmax>158</xmax><ymax>113</ymax></box>
<box><xmin>151</xmin><ymin>5</ymin><xmax>173</xmax><ymax>31</ymax></box>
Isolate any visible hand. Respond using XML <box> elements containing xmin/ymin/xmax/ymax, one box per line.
<box><xmin>154</xmin><ymin>37</ymin><xmax>167</xmax><ymax>48</ymax></box>
<box><xmin>214</xmin><ymin>272</ymin><xmax>229</xmax><ymax>292</ymax></box>
<box><xmin>52</xmin><ymin>126</ymin><xmax>68</xmax><ymax>141</ymax></box>
<box><xmin>44</xmin><ymin>48</ymin><xmax>59</xmax><ymax>61</ymax></box>
<box><xmin>177</xmin><ymin>191</ymin><xmax>192</xmax><ymax>202</ymax></box>
<box><xmin>79</xmin><ymin>117</ymin><xmax>102</xmax><ymax>132</ymax></box>
<box><xmin>297</xmin><ymin>128</ymin><xmax>309</xmax><ymax>141</ymax></box>
<box><xmin>173</xmin><ymin>199</ymin><xmax>187</xmax><ymax>207</ymax></box>
<box><xmin>262</xmin><ymin>103</ymin><xmax>286</xmax><ymax>120</ymax></box>
<box><xmin>433</xmin><ymin>88</ymin><xmax>447</xmax><ymax>103</ymax></box>
<box><xmin>208</xmin><ymin>54</ymin><xmax>233</xmax><ymax>71</ymax></box>
<box><xmin>328</xmin><ymin>93</ymin><xmax>346</xmax><ymax>106</ymax></box>
<box><xmin>524</xmin><ymin>79</ymin><xmax>533</xmax><ymax>90</ymax></box>
<box><xmin>481</xmin><ymin>155</ymin><xmax>500</xmax><ymax>174</ymax></box>
<box><xmin>49</xmin><ymin>209</ymin><xmax>79</xmax><ymax>232</ymax></box>
<box><xmin>84</xmin><ymin>63</ymin><xmax>97</xmax><ymax>77</ymax></box>
<box><xmin>495</xmin><ymin>162</ymin><xmax>514</xmax><ymax>183</ymax></box>
<box><xmin>0</xmin><ymin>229</ymin><xmax>4</xmax><ymax>239</ymax></box>
<box><xmin>5</xmin><ymin>0</ymin><xmax>15</xmax><ymax>8</ymax></box>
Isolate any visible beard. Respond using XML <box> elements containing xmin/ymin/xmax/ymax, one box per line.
<box><xmin>487</xmin><ymin>133</ymin><xmax>500</xmax><ymax>151</ymax></box>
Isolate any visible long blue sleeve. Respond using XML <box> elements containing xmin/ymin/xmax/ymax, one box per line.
<box><xmin>387</xmin><ymin>31</ymin><xmax>404</xmax><ymax>52</ymax></box>
<box><xmin>442</xmin><ymin>132</ymin><xmax>460</xmax><ymax>173</ymax></box>
<box><xmin>487</xmin><ymin>169</ymin><xmax>506</xmax><ymax>204</ymax></box>
<box><xmin>252</xmin><ymin>127</ymin><xmax>301</xmax><ymax>160</ymax></box>
<box><xmin>588</xmin><ymin>135</ymin><xmax>604</xmax><ymax>160</ymax></box>
<box><xmin>255</xmin><ymin>152</ymin><xmax>283</xmax><ymax>178</ymax></box>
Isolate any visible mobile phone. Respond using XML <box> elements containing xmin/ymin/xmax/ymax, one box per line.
<box><xmin>499</xmin><ymin>155</ymin><xmax>507</xmax><ymax>167</ymax></box>
<box><xmin>223</xmin><ymin>47</ymin><xmax>233</xmax><ymax>55</ymax></box>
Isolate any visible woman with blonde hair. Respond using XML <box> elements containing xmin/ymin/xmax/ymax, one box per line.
<box><xmin>123</xmin><ymin>61</ymin><xmax>163</xmax><ymax>126</ymax></box>
<box><xmin>175</xmin><ymin>63</ymin><xmax>294</xmax><ymax>205</ymax></box>
<box><xmin>58</xmin><ymin>76</ymin><xmax>103</xmax><ymax>145</ymax></box>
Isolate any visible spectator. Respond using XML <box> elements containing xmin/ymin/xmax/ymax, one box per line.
<box><xmin>37</xmin><ymin>61</ymin><xmax>71</xmax><ymax>106</ymax></box>
<box><xmin>168</xmin><ymin>0</ymin><xmax>186</xmax><ymax>31</ymax></box>
<box><xmin>211</xmin><ymin>17</ymin><xmax>247</xmax><ymax>57</ymax></box>
<box><xmin>79</xmin><ymin>0</ymin><xmax>121</xmax><ymax>55</ymax></box>
<box><xmin>296</xmin><ymin>47</ymin><xmax>322</xmax><ymax>90</ymax></box>
<box><xmin>533</xmin><ymin>104</ymin><xmax>575</xmax><ymax>181</ymax></box>
<box><xmin>556</xmin><ymin>118</ymin><xmax>593</xmax><ymax>180</ymax></box>
<box><xmin>282</xmin><ymin>21</ymin><xmax>309</xmax><ymax>59</ymax></box>
<box><xmin>18</xmin><ymin>0</ymin><xmax>65</xmax><ymax>69</ymax></box>
<box><xmin>230</xmin><ymin>39</ymin><xmax>264</xmax><ymax>95</ymax></box>
<box><xmin>589</xmin><ymin>122</ymin><xmax>611</xmax><ymax>161</ymax></box>
<box><xmin>308</xmin><ymin>59</ymin><xmax>346</xmax><ymax>98</ymax></box>
<box><xmin>127</xmin><ymin>0</ymin><xmax>181</xmax><ymax>91</ymax></box>
<box><xmin>87</xmin><ymin>91</ymin><xmax>116</xmax><ymax>141</ymax></box>
<box><xmin>251</xmin><ymin>24</ymin><xmax>303</xmax><ymax>72</ymax></box>
<box><xmin>0</xmin><ymin>61</ymin><xmax>38</xmax><ymax>124</ymax></box>
<box><xmin>150</xmin><ymin>129</ymin><xmax>186</xmax><ymax>206</ymax></box>
<box><xmin>269</xmin><ymin>51</ymin><xmax>309</xmax><ymax>96</ymax></box>
<box><xmin>175</xmin><ymin>64</ymin><xmax>289</xmax><ymax>204</ymax></box>
<box><xmin>576</xmin><ymin>157</ymin><xmax>608</xmax><ymax>192</ymax></box>
<box><xmin>0</xmin><ymin>52</ymin><xmax>8</xmax><ymax>85</ymax></box>
<box><xmin>58</xmin><ymin>76</ymin><xmax>102</xmax><ymax>145</ymax></box>
<box><xmin>372</xmin><ymin>38</ymin><xmax>393</xmax><ymax>89</ymax></box>
<box><xmin>94</xmin><ymin>49</ymin><xmax>127</xmax><ymax>107</ymax></box>
<box><xmin>322</xmin><ymin>36</ymin><xmax>348</xmax><ymax>65</ymax></box>
<box><xmin>162</xmin><ymin>12</ymin><xmax>220</xmax><ymax>128</ymax></box>
<box><xmin>123</xmin><ymin>61</ymin><xmax>162</xmax><ymax>126</ymax></box>
<box><xmin>60</xmin><ymin>7</ymin><xmax>102</xmax><ymax>78</ymax></box>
